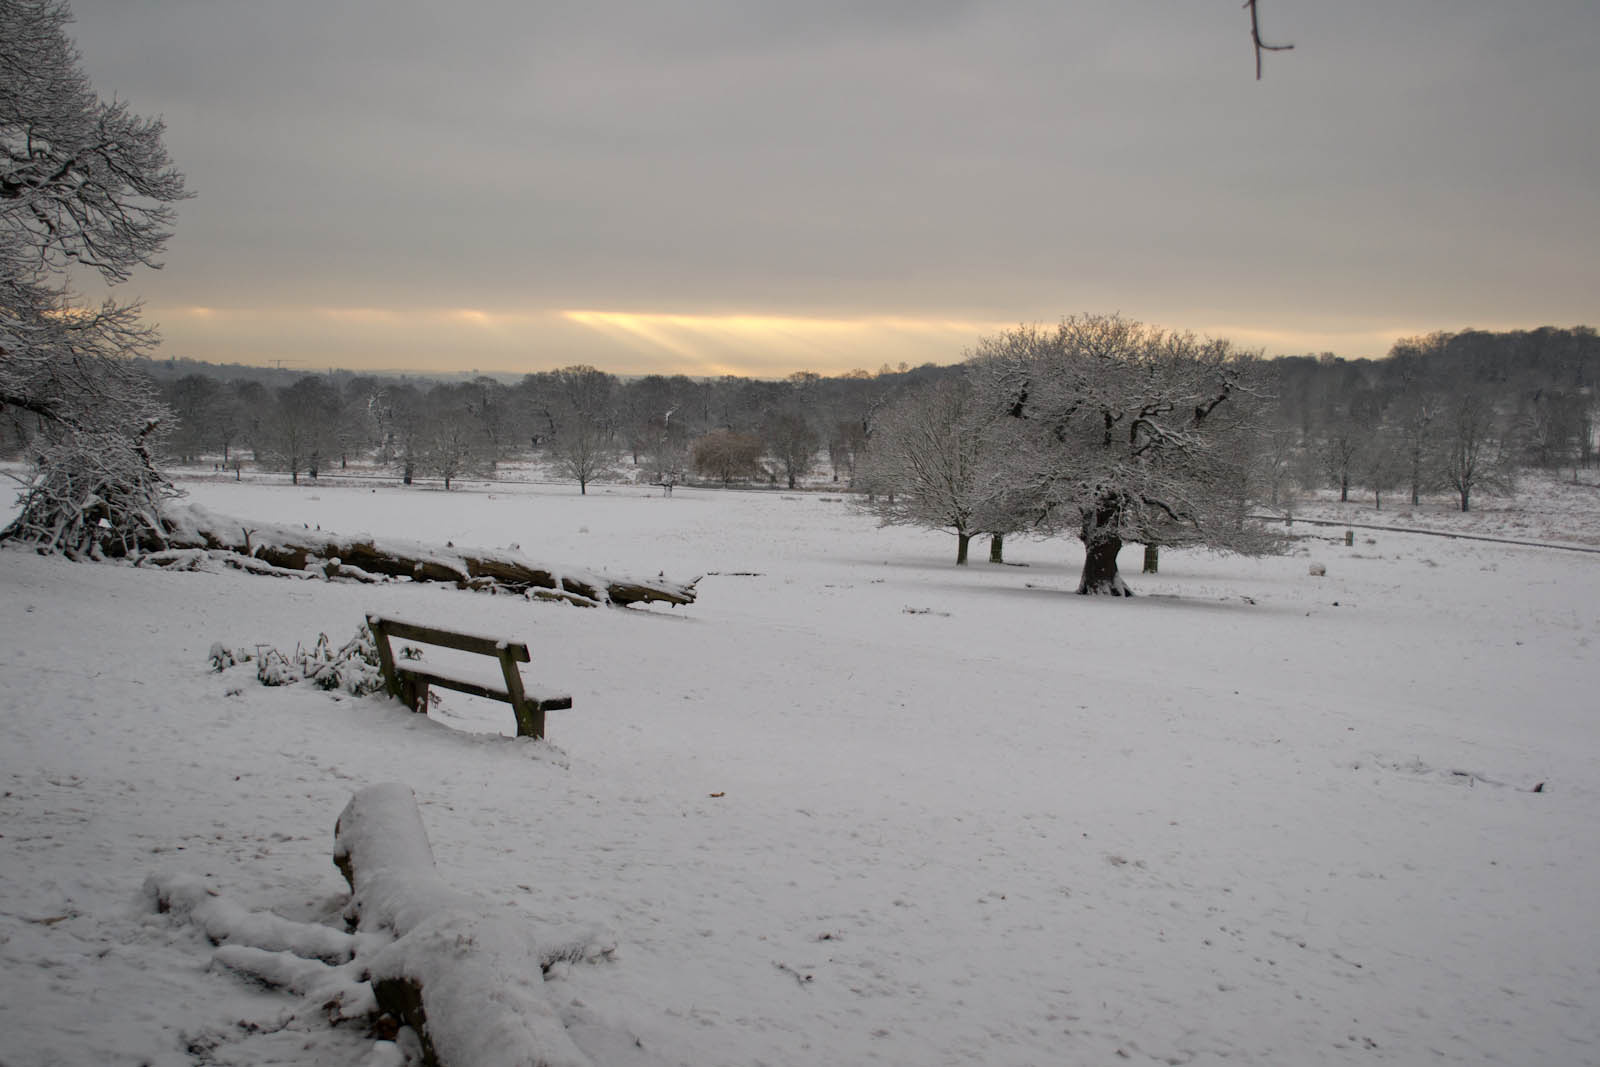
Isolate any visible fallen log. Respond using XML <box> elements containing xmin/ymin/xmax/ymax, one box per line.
<box><xmin>334</xmin><ymin>783</ymin><xmax>610</xmax><ymax>1067</ymax></box>
<box><xmin>147</xmin><ymin>503</ymin><xmax>699</xmax><ymax>608</ymax></box>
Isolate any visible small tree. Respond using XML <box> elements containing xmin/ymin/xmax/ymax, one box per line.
<box><xmin>372</xmin><ymin>383</ymin><xmax>426</xmax><ymax>485</ymax></box>
<box><xmin>1438</xmin><ymin>389</ymin><xmax>1511</xmax><ymax>512</ymax></box>
<box><xmin>425</xmin><ymin>416</ymin><xmax>482</xmax><ymax>490</ymax></box>
<box><xmin>691</xmin><ymin>430</ymin><xmax>764</xmax><ymax>486</ymax></box>
<box><xmin>267</xmin><ymin>377</ymin><xmax>338</xmax><ymax>484</ymax></box>
<box><xmin>1357</xmin><ymin>429</ymin><xmax>1405</xmax><ymax>510</ymax></box>
<box><xmin>861</xmin><ymin>378</ymin><xmax>1013</xmax><ymax>565</ymax></box>
<box><xmin>546</xmin><ymin>365</ymin><xmax>616</xmax><ymax>494</ymax></box>
<box><xmin>1320</xmin><ymin>417</ymin><xmax>1365</xmax><ymax>503</ymax></box>
<box><xmin>765</xmin><ymin>410</ymin><xmax>819</xmax><ymax>489</ymax></box>
<box><xmin>162</xmin><ymin>374</ymin><xmax>222</xmax><ymax>463</ymax></box>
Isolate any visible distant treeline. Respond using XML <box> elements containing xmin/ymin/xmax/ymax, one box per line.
<box><xmin>3</xmin><ymin>326</ymin><xmax>1593</xmax><ymax>506</ymax></box>
<box><xmin>1266</xmin><ymin>326</ymin><xmax>1597</xmax><ymax>509</ymax></box>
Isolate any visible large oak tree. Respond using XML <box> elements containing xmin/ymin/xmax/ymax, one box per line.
<box><xmin>970</xmin><ymin>315</ymin><xmax>1274</xmax><ymax>595</ymax></box>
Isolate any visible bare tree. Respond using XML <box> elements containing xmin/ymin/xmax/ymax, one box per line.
<box><xmin>1517</xmin><ymin>388</ymin><xmax>1587</xmax><ymax>477</ymax></box>
<box><xmin>970</xmin><ymin>315</ymin><xmax>1274</xmax><ymax>596</ymax></box>
<box><xmin>1</xmin><ymin>0</ymin><xmax>191</xmax><ymax>554</ymax></box>
<box><xmin>1357</xmin><ymin>428</ymin><xmax>1405</xmax><ymax>510</ymax></box>
<box><xmin>547</xmin><ymin>365</ymin><xmax>616</xmax><ymax>494</ymax></box>
<box><xmin>764</xmin><ymin>409</ymin><xmax>819</xmax><ymax>489</ymax></box>
<box><xmin>266</xmin><ymin>377</ymin><xmax>339</xmax><ymax>484</ymax></box>
<box><xmin>461</xmin><ymin>376</ymin><xmax>511</xmax><ymax>470</ymax></box>
<box><xmin>382</xmin><ymin>384</ymin><xmax>427</xmax><ymax>485</ymax></box>
<box><xmin>1255</xmin><ymin>414</ymin><xmax>1300</xmax><ymax>510</ymax></box>
<box><xmin>1438</xmin><ymin>390</ymin><xmax>1511</xmax><ymax>513</ymax></box>
<box><xmin>424</xmin><ymin>413</ymin><xmax>481</xmax><ymax>490</ymax></box>
<box><xmin>862</xmin><ymin>378</ymin><xmax>1016</xmax><ymax>565</ymax></box>
<box><xmin>161</xmin><ymin>373</ymin><xmax>223</xmax><ymax>464</ymax></box>
<box><xmin>1321</xmin><ymin>387</ymin><xmax>1387</xmax><ymax>505</ymax></box>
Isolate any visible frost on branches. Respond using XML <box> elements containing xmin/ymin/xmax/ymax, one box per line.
<box><xmin>861</xmin><ymin>377</ymin><xmax>1025</xmax><ymax>565</ymax></box>
<box><xmin>1</xmin><ymin>0</ymin><xmax>190</xmax><ymax>557</ymax></box>
<box><xmin>969</xmin><ymin>315</ymin><xmax>1278</xmax><ymax>595</ymax></box>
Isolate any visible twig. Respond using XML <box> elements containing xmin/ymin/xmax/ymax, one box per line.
<box><xmin>773</xmin><ymin>961</ymin><xmax>813</xmax><ymax>987</ymax></box>
<box><xmin>1245</xmin><ymin>0</ymin><xmax>1294</xmax><ymax>80</ymax></box>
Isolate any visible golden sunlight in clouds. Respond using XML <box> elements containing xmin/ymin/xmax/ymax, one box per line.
<box><xmin>561</xmin><ymin>310</ymin><xmax>1006</xmax><ymax>376</ymax></box>
<box><xmin>316</xmin><ymin>307</ymin><xmax>406</xmax><ymax>324</ymax></box>
<box><xmin>155</xmin><ymin>303</ymin><xmax>1426</xmax><ymax>376</ymax></box>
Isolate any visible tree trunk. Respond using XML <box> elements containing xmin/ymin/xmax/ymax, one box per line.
<box><xmin>146</xmin><ymin>504</ymin><xmax>699</xmax><ymax>608</ymax></box>
<box><xmin>955</xmin><ymin>531</ymin><xmax>970</xmax><ymax>565</ymax></box>
<box><xmin>1142</xmin><ymin>544</ymin><xmax>1158</xmax><ymax>574</ymax></box>
<box><xmin>1078</xmin><ymin>535</ymin><xmax>1130</xmax><ymax>595</ymax></box>
<box><xmin>988</xmin><ymin>533</ymin><xmax>1004</xmax><ymax>564</ymax></box>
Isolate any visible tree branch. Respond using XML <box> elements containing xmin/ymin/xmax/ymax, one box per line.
<box><xmin>1245</xmin><ymin>0</ymin><xmax>1294</xmax><ymax>80</ymax></box>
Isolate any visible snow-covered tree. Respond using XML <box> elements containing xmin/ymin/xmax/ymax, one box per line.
<box><xmin>969</xmin><ymin>315</ymin><xmax>1275</xmax><ymax>596</ymax></box>
<box><xmin>862</xmin><ymin>377</ymin><xmax>1020</xmax><ymax>565</ymax></box>
<box><xmin>1</xmin><ymin>0</ymin><xmax>190</xmax><ymax>554</ymax></box>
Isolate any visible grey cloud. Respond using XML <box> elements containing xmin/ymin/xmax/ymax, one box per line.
<box><xmin>64</xmin><ymin>0</ymin><xmax>1600</xmax><ymax>361</ymax></box>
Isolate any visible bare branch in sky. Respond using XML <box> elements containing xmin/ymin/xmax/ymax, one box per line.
<box><xmin>1245</xmin><ymin>0</ymin><xmax>1295</xmax><ymax>79</ymax></box>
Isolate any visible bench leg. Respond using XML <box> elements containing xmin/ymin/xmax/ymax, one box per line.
<box><xmin>401</xmin><ymin>678</ymin><xmax>430</xmax><ymax>714</ymax></box>
<box><xmin>512</xmin><ymin>700</ymin><xmax>545</xmax><ymax>740</ymax></box>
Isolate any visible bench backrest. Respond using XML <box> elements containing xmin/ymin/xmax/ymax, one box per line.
<box><xmin>366</xmin><ymin>615</ymin><xmax>530</xmax><ymax>663</ymax></box>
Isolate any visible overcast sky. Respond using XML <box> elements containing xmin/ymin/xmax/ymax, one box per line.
<box><xmin>66</xmin><ymin>0</ymin><xmax>1600</xmax><ymax>377</ymax></box>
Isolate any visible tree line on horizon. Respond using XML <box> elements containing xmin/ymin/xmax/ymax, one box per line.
<box><xmin>6</xmin><ymin>323</ymin><xmax>1594</xmax><ymax>506</ymax></box>
<box><xmin>8</xmin><ymin>316</ymin><xmax>1593</xmax><ymax>594</ymax></box>
<box><xmin>21</xmin><ymin>320</ymin><xmax>1577</xmax><ymax>482</ymax></box>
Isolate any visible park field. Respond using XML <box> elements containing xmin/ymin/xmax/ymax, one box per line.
<box><xmin>2</xmin><ymin>471</ymin><xmax>1597</xmax><ymax>1065</ymax></box>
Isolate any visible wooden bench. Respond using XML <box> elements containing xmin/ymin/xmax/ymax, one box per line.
<box><xmin>366</xmin><ymin>615</ymin><xmax>572</xmax><ymax>739</ymax></box>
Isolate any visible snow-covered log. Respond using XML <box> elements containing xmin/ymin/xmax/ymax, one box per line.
<box><xmin>147</xmin><ymin>503</ymin><xmax>698</xmax><ymax>608</ymax></box>
<box><xmin>333</xmin><ymin>783</ymin><xmax>612</xmax><ymax>1067</ymax></box>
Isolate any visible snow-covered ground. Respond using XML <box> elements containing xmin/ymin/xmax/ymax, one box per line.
<box><xmin>3</xmin><ymin>473</ymin><xmax>1598</xmax><ymax>1065</ymax></box>
<box><xmin>1287</xmin><ymin>469</ymin><xmax>1600</xmax><ymax>548</ymax></box>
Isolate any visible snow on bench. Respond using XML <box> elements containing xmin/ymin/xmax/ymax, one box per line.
<box><xmin>366</xmin><ymin>615</ymin><xmax>572</xmax><ymax>740</ymax></box>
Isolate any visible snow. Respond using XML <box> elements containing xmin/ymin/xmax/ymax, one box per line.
<box><xmin>3</xmin><ymin>473</ymin><xmax>1599</xmax><ymax>1065</ymax></box>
